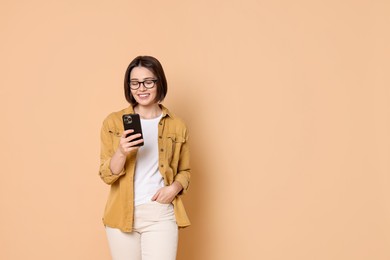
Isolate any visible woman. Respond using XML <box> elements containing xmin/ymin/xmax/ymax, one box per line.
<box><xmin>99</xmin><ymin>56</ymin><xmax>191</xmax><ymax>260</ymax></box>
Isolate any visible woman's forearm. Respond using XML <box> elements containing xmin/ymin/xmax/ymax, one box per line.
<box><xmin>109</xmin><ymin>149</ymin><xmax>127</xmax><ymax>175</ymax></box>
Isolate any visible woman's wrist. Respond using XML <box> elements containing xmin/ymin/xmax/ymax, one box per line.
<box><xmin>110</xmin><ymin>149</ymin><xmax>127</xmax><ymax>175</ymax></box>
<box><xmin>171</xmin><ymin>181</ymin><xmax>183</xmax><ymax>195</ymax></box>
<box><xmin>114</xmin><ymin>148</ymin><xmax>127</xmax><ymax>158</ymax></box>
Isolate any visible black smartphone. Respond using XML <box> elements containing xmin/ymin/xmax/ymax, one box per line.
<box><xmin>122</xmin><ymin>114</ymin><xmax>144</xmax><ymax>146</ymax></box>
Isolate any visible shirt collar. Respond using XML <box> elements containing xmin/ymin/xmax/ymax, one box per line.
<box><xmin>124</xmin><ymin>104</ymin><xmax>172</xmax><ymax>118</ymax></box>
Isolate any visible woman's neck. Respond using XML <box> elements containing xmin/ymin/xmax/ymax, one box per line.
<box><xmin>134</xmin><ymin>104</ymin><xmax>162</xmax><ymax>119</ymax></box>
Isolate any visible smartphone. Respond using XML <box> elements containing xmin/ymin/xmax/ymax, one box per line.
<box><xmin>122</xmin><ymin>114</ymin><xmax>144</xmax><ymax>146</ymax></box>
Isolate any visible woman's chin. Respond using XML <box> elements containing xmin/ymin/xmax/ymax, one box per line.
<box><xmin>135</xmin><ymin>99</ymin><xmax>155</xmax><ymax>107</ymax></box>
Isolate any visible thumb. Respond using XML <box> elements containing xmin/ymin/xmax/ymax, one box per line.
<box><xmin>151</xmin><ymin>192</ymin><xmax>158</xmax><ymax>201</ymax></box>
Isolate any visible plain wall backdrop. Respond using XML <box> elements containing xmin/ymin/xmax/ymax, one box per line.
<box><xmin>1</xmin><ymin>0</ymin><xmax>389</xmax><ymax>259</ymax></box>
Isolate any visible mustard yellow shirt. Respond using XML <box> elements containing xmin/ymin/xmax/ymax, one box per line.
<box><xmin>99</xmin><ymin>104</ymin><xmax>191</xmax><ymax>232</ymax></box>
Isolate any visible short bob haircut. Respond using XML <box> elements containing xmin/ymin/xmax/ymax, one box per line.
<box><xmin>124</xmin><ymin>56</ymin><xmax>168</xmax><ymax>106</ymax></box>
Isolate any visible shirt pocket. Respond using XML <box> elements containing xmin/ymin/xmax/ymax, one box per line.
<box><xmin>166</xmin><ymin>134</ymin><xmax>186</xmax><ymax>168</ymax></box>
<box><xmin>108</xmin><ymin>128</ymin><xmax>121</xmax><ymax>150</ymax></box>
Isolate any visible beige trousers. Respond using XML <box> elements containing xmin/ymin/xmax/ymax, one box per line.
<box><xmin>105</xmin><ymin>201</ymin><xmax>178</xmax><ymax>260</ymax></box>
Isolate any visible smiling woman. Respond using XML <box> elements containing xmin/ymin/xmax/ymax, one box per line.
<box><xmin>99</xmin><ymin>56</ymin><xmax>191</xmax><ymax>260</ymax></box>
<box><xmin>129</xmin><ymin>67</ymin><xmax>159</xmax><ymax>108</ymax></box>
<box><xmin>124</xmin><ymin>56</ymin><xmax>168</xmax><ymax>108</ymax></box>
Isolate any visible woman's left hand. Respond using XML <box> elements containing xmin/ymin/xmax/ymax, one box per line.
<box><xmin>151</xmin><ymin>181</ymin><xmax>183</xmax><ymax>204</ymax></box>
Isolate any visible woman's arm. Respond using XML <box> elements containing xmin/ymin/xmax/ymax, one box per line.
<box><xmin>151</xmin><ymin>181</ymin><xmax>183</xmax><ymax>203</ymax></box>
<box><xmin>173</xmin><ymin>129</ymin><xmax>191</xmax><ymax>195</ymax></box>
<box><xmin>151</xmin><ymin>127</ymin><xmax>191</xmax><ymax>202</ymax></box>
<box><xmin>99</xmin><ymin>120</ymin><xmax>143</xmax><ymax>184</ymax></box>
<box><xmin>109</xmin><ymin>129</ymin><xmax>143</xmax><ymax>174</ymax></box>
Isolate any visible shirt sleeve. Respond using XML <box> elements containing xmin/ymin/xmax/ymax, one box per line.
<box><xmin>174</xmin><ymin>128</ymin><xmax>191</xmax><ymax>195</ymax></box>
<box><xmin>99</xmin><ymin>119</ymin><xmax>126</xmax><ymax>185</ymax></box>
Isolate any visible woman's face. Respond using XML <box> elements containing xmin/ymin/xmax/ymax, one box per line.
<box><xmin>129</xmin><ymin>66</ymin><xmax>158</xmax><ymax>107</ymax></box>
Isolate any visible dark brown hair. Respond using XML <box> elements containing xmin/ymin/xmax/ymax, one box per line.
<box><xmin>124</xmin><ymin>56</ymin><xmax>168</xmax><ymax>106</ymax></box>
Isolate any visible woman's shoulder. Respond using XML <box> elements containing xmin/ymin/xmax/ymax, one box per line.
<box><xmin>163</xmin><ymin>107</ymin><xmax>187</xmax><ymax>128</ymax></box>
<box><xmin>163</xmin><ymin>108</ymin><xmax>189</xmax><ymax>139</ymax></box>
<box><xmin>167</xmin><ymin>113</ymin><xmax>187</xmax><ymax>128</ymax></box>
<box><xmin>102</xmin><ymin>106</ymin><xmax>132</xmax><ymax>127</ymax></box>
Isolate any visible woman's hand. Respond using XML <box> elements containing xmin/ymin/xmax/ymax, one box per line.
<box><xmin>151</xmin><ymin>181</ymin><xmax>183</xmax><ymax>204</ymax></box>
<box><xmin>118</xmin><ymin>129</ymin><xmax>144</xmax><ymax>156</ymax></box>
<box><xmin>109</xmin><ymin>129</ymin><xmax>143</xmax><ymax>175</ymax></box>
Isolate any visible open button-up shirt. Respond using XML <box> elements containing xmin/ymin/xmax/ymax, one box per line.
<box><xmin>99</xmin><ymin>104</ymin><xmax>191</xmax><ymax>232</ymax></box>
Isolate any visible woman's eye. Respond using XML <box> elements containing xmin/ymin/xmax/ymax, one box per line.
<box><xmin>130</xmin><ymin>81</ymin><xmax>139</xmax><ymax>86</ymax></box>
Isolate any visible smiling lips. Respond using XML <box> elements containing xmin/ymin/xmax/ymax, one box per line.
<box><xmin>138</xmin><ymin>93</ymin><xmax>150</xmax><ymax>99</ymax></box>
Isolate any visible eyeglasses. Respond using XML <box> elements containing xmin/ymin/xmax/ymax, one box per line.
<box><xmin>129</xmin><ymin>79</ymin><xmax>158</xmax><ymax>90</ymax></box>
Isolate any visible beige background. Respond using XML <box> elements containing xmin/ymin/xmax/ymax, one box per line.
<box><xmin>1</xmin><ymin>0</ymin><xmax>389</xmax><ymax>259</ymax></box>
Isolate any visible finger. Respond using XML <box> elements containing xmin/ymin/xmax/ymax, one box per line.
<box><xmin>121</xmin><ymin>129</ymin><xmax>134</xmax><ymax>138</ymax></box>
<box><xmin>122</xmin><ymin>141</ymin><xmax>143</xmax><ymax>152</ymax></box>
<box><xmin>120</xmin><ymin>135</ymin><xmax>141</xmax><ymax>146</ymax></box>
<box><xmin>151</xmin><ymin>191</ymin><xmax>159</xmax><ymax>201</ymax></box>
<box><xmin>122</xmin><ymin>137</ymin><xmax>141</xmax><ymax>146</ymax></box>
<box><xmin>124</xmin><ymin>133</ymin><xmax>142</xmax><ymax>142</ymax></box>
<box><xmin>121</xmin><ymin>141</ymin><xmax>141</xmax><ymax>151</ymax></box>
<box><xmin>126</xmin><ymin>139</ymin><xmax>144</xmax><ymax>148</ymax></box>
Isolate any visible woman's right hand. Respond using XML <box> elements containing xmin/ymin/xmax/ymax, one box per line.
<box><xmin>118</xmin><ymin>129</ymin><xmax>144</xmax><ymax>156</ymax></box>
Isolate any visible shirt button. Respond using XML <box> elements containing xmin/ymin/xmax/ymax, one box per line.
<box><xmin>160</xmin><ymin>149</ymin><xmax>164</xmax><ymax>152</ymax></box>
<box><xmin>160</xmin><ymin>164</ymin><xmax>164</xmax><ymax>167</ymax></box>
<box><xmin>159</xmin><ymin>136</ymin><xmax>162</xmax><ymax>139</ymax></box>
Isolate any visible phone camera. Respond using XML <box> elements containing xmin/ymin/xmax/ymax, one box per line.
<box><xmin>124</xmin><ymin>115</ymin><xmax>133</xmax><ymax>124</ymax></box>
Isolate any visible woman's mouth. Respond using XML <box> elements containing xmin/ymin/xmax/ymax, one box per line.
<box><xmin>138</xmin><ymin>93</ymin><xmax>150</xmax><ymax>99</ymax></box>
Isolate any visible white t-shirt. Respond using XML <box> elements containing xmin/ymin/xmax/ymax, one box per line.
<box><xmin>133</xmin><ymin>113</ymin><xmax>165</xmax><ymax>206</ymax></box>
